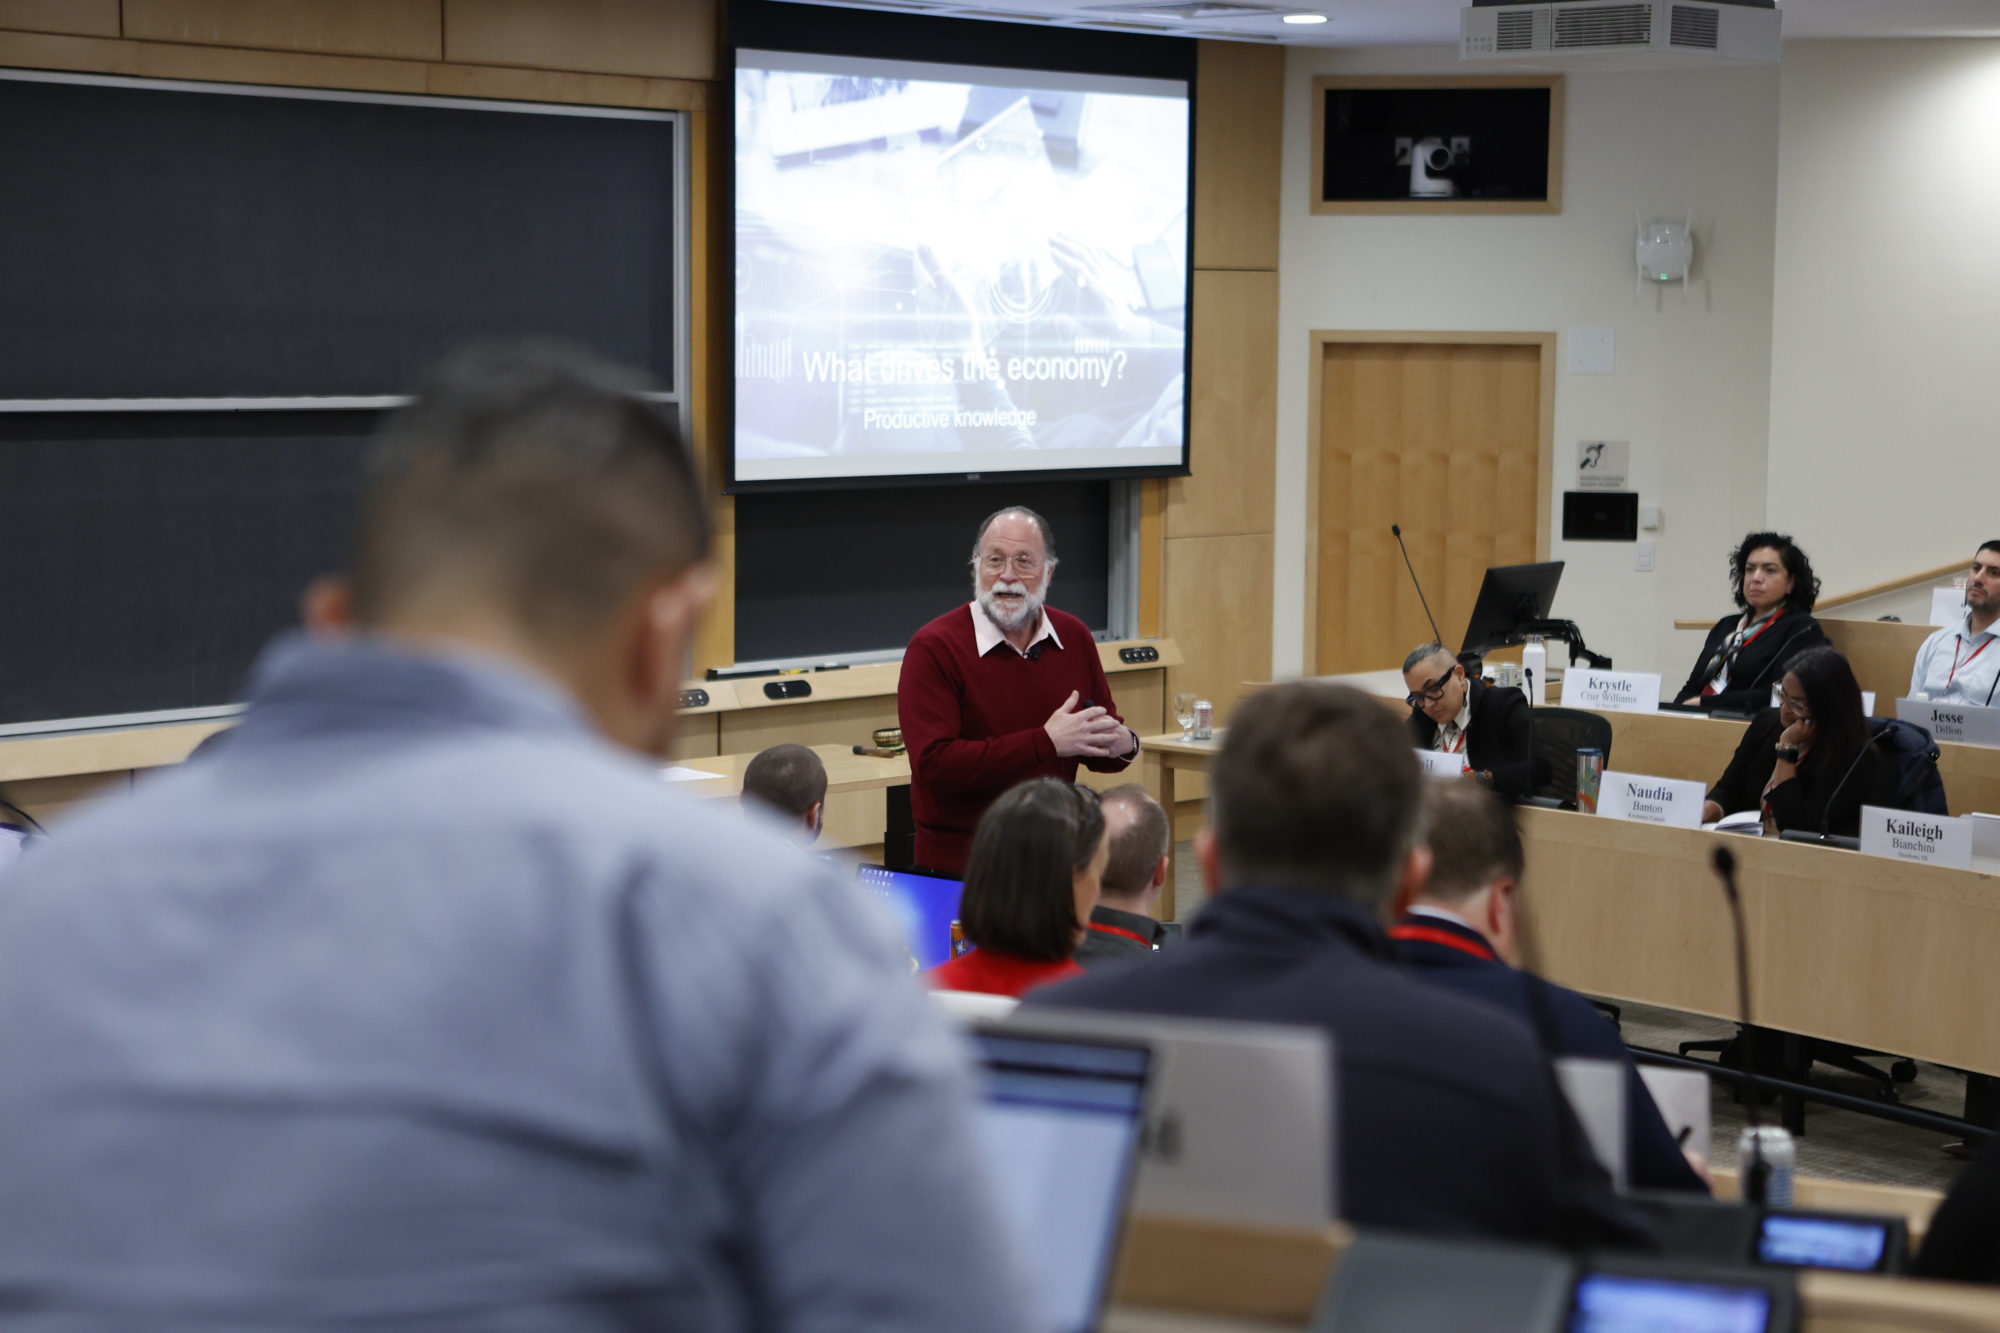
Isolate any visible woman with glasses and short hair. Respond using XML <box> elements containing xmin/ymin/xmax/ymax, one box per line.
<box><xmin>926</xmin><ymin>779</ymin><xmax>1108</xmax><ymax>998</ymax></box>
<box><xmin>1401</xmin><ymin>643</ymin><xmax>1546</xmax><ymax>799</ymax></box>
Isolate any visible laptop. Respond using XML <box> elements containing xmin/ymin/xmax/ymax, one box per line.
<box><xmin>967</xmin><ymin>1025</ymin><xmax>1154</xmax><ymax>1333</ymax></box>
<box><xmin>855</xmin><ymin>864</ymin><xmax>962</xmax><ymax>969</ymax></box>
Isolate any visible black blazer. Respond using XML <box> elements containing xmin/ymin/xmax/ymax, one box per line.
<box><xmin>1707</xmin><ymin>708</ymin><xmax>1902</xmax><ymax>837</ymax></box>
<box><xmin>1390</xmin><ymin>915</ymin><xmax>1708</xmax><ymax>1196</ymax></box>
<box><xmin>1407</xmin><ymin>678</ymin><xmax>1543</xmax><ymax>799</ymax></box>
<box><xmin>1675</xmin><ymin>610</ymin><xmax>1828</xmax><ymax>714</ymax></box>
<box><xmin>1026</xmin><ymin>885</ymin><xmax>1654</xmax><ymax>1250</ymax></box>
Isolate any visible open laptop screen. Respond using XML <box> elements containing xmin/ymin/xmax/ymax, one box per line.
<box><xmin>857</xmin><ymin>864</ymin><xmax>961</xmax><ymax>969</ymax></box>
<box><xmin>1569</xmin><ymin>1272</ymin><xmax>1773</xmax><ymax>1333</ymax></box>
<box><xmin>971</xmin><ymin>1030</ymin><xmax>1152</xmax><ymax>1333</ymax></box>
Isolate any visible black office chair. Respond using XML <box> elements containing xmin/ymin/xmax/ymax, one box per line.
<box><xmin>1527</xmin><ymin>707</ymin><xmax>1612</xmax><ymax>807</ymax></box>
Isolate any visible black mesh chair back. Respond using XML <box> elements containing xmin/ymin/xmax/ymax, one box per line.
<box><xmin>1528</xmin><ymin>707</ymin><xmax>1613</xmax><ymax>805</ymax></box>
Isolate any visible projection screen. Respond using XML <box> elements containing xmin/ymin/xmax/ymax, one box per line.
<box><xmin>732</xmin><ymin>49</ymin><xmax>1191</xmax><ymax>487</ymax></box>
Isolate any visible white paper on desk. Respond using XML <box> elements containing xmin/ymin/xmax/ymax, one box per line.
<box><xmin>1706</xmin><ymin>809</ymin><xmax>1765</xmax><ymax>835</ymax></box>
<box><xmin>1597</xmin><ymin>770</ymin><xmax>1705</xmax><ymax>828</ymax></box>
<box><xmin>1638</xmin><ymin>1065</ymin><xmax>1711</xmax><ymax>1162</ymax></box>
<box><xmin>659</xmin><ymin>766</ymin><xmax>726</xmax><ymax>783</ymax></box>
<box><xmin>1414</xmin><ymin>747</ymin><xmax>1468</xmax><ymax>779</ymax></box>
<box><xmin>1561</xmin><ymin>668</ymin><xmax>1661</xmax><ymax>714</ymax></box>
<box><xmin>1858</xmin><ymin>805</ymin><xmax>1972</xmax><ymax>869</ymax></box>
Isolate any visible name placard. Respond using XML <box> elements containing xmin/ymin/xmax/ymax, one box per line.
<box><xmin>1414</xmin><ymin>747</ymin><xmax>1468</xmax><ymax>779</ymax></box>
<box><xmin>1597</xmin><ymin>770</ymin><xmax>1706</xmax><ymax>828</ymax></box>
<box><xmin>1896</xmin><ymin>697</ymin><xmax>2000</xmax><ymax>748</ymax></box>
<box><xmin>1561</xmin><ymin>669</ymin><xmax>1662</xmax><ymax>714</ymax></box>
<box><xmin>1859</xmin><ymin>806</ymin><xmax>1972</xmax><ymax>869</ymax></box>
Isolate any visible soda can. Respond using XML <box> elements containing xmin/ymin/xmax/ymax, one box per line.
<box><xmin>1193</xmin><ymin>700</ymin><xmax>1214</xmax><ymax>741</ymax></box>
<box><xmin>950</xmin><ymin>919</ymin><xmax>971</xmax><ymax>958</ymax></box>
<box><xmin>1738</xmin><ymin>1125</ymin><xmax>1796</xmax><ymax>1207</ymax></box>
<box><xmin>1576</xmin><ymin>748</ymin><xmax>1605</xmax><ymax>813</ymax></box>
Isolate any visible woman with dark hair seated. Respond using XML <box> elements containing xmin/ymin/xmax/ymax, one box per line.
<box><xmin>925</xmin><ymin>778</ymin><xmax>1108</xmax><ymax>998</ymax></box>
<box><xmin>1701</xmin><ymin>647</ymin><xmax>1900</xmax><ymax>837</ymax></box>
<box><xmin>1675</xmin><ymin>532</ymin><xmax>1829</xmax><ymax>713</ymax></box>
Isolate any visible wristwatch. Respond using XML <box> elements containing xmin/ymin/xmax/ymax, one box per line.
<box><xmin>1773</xmin><ymin>744</ymin><xmax>1801</xmax><ymax>764</ymax></box>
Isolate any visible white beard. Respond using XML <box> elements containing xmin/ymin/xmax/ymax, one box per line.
<box><xmin>978</xmin><ymin>578</ymin><xmax>1046</xmax><ymax>634</ymax></box>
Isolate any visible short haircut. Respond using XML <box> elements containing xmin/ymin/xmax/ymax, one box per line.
<box><xmin>351</xmin><ymin>339</ymin><xmax>712</xmax><ymax>641</ymax></box>
<box><xmin>1402</xmin><ymin>642</ymin><xmax>1454</xmax><ymax>675</ymax></box>
<box><xmin>1422</xmin><ymin>781</ymin><xmax>1524</xmax><ymax>904</ymax></box>
<box><xmin>960</xmin><ymin>779</ymin><xmax>1104</xmax><ymax>962</ymax></box>
<box><xmin>741</xmin><ymin>744</ymin><xmax>828</xmax><ymax>821</ymax></box>
<box><xmin>1098</xmin><ymin>784</ymin><xmax>1169</xmax><ymax>896</ymax></box>
<box><xmin>1977</xmin><ymin>541</ymin><xmax>2000</xmax><ymax>562</ymax></box>
<box><xmin>1211</xmin><ymin>681</ymin><xmax>1423</xmax><ymax>907</ymax></box>
<box><xmin>1728</xmin><ymin>532</ymin><xmax>1819</xmax><ymax>614</ymax></box>
<box><xmin>970</xmin><ymin>506</ymin><xmax>1059</xmax><ymax>566</ymax></box>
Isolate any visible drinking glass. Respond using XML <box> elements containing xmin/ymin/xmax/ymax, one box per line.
<box><xmin>1174</xmin><ymin>693</ymin><xmax>1199</xmax><ymax>741</ymax></box>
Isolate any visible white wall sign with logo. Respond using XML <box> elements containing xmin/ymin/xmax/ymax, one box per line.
<box><xmin>1896</xmin><ymin>697</ymin><xmax>2000</xmax><ymax>748</ymax></box>
<box><xmin>1415</xmin><ymin>748</ymin><xmax>1468</xmax><ymax>779</ymax></box>
<box><xmin>1561</xmin><ymin>668</ymin><xmax>1662</xmax><ymax>714</ymax></box>
<box><xmin>1575</xmin><ymin>440</ymin><xmax>1630</xmax><ymax>490</ymax></box>
<box><xmin>1858</xmin><ymin>806</ymin><xmax>1972</xmax><ymax>869</ymax></box>
<box><xmin>1597</xmin><ymin>770</ymin><xmax>1706</xmax><ymax>828</ymax></box>
<box><xmin>1931</xmin><ymin>586</ymin><xmax>1967</xmax><ymax>628</ymax></box>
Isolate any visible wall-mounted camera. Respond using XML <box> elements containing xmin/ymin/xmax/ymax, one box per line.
<box><xmin>1395</xmin><ymin>135</ymin><xmax>1471</xmax><ymax>198</ymax></box>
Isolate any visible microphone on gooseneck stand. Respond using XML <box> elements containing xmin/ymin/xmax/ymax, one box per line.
<box><xmin>1391</xmin><ymin>525</ymin><xmax>1446</xmax><ymax>649</ymax></box>
<box><xmin>1711</xmin><ymin>845</ymin><xmax>1792</xmax><ymax>1206</ymax></box>
<box><xmin>1817</xmin><ymin>729</ymin><xmax>1887</xmax><ymax>843</ymax></box>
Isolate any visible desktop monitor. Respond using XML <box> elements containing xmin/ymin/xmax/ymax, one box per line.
<box><xmin>1755</xmin><ymin>1209</ymin><xmax>1905</xmax><ymax>1274</ymax></box>
<box><xmin>856</xmin><ymin>864</ymin><xmax>962</xmax><ymax>969</ymax></box>
<box><xmin>968</xmin><ymin>1026</ymin><xmax>1153</xmax><ymax>1333</ymax></box>
<box><xmin>1460</xmin><ymin>561</ymin><xmax>1565</xmax><ymax>658</ymax></box>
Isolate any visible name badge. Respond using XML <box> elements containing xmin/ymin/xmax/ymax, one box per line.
<box><xmin>1931</xmin><ymin>586</ymin><xmax>1967</xmax><ymax>628</ymax></box>
<box><xmin>1561</xmin><ymin>669</ymin><xmax>1662</xmax><ymax>714</ymax></box>
<box><xmin>1896</xmin><ymin>697</ymin><xmax>2000</xmax><ymax>748</ymax></box>
<box><xmin>1859</xmin><ymin>805</ymin><xmax>1972</xmax><ymax>869</ymax></box>
<box><xmin>1597</xmin><ymin>770</ymin><xmax>1705</xmax><ymax>828</ymax></box>
<box><xmin>1415</xmin><ymin>747</ymin><xmax>1468</xmax><ymax>778</ymax></box>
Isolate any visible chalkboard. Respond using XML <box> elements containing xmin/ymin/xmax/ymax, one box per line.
<box><xmin>0</xmin><ymin>410</ymin><xmax>374</xmax><ymax>725</ymax></box>
<box><xmin>733</xmin><ymin>481</ymin><xmax>1111</xmax><ymax>664</ymax></box>
<box><xmin>0</xmin><ymin>73</ymin><xmax>678</xmax><ymax>399</ymax></box>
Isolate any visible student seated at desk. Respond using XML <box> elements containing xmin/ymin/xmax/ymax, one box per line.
<box><xmin>1075</xmin><ymin>784</ymin><xmax>1179</xmax><ymax>968</ymax></box>
<box><xmin>1909</xmin><ymin>540</ymin><xmax>2000</xmax><ymax>706</ymax></box>
<box><xmin>740</xmin><ymin>742</ymin><xmax>826</xmax><ymax>842</ymax></box>
<box><xmin>1392</xmin><ymin>782</ymin><xmax>1710</xmax><ymax>1195</ymax></box>
<box><xmin>1401</xmin><ymin>642</ymin><xmax>1544</xmax><ymax>799</ymax></box>
<box><xmin>1025</xmin><ymin>682</ymin><xmax>1651</xmax><ymax>1249</ymax></box>
<box><xmin>1702</xmin><ymin>647</ymin><xmax>1900</xmax><ymax>836</ymax></box>
<box><xmin>925</xmin><ymin>779</ymin><xmax>1104</xmax><ymax>998</ymax></box>
<box><xmin>1675</xmin><ymin>532</ymin><xmax>1828</xmax><ymax>713</ymax></box>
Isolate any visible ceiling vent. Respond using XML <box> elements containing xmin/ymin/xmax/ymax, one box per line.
<box><xmin>1462</xmin><ymin>0</ymin><xmax>1777</xmax><ymax>64</ymax></box>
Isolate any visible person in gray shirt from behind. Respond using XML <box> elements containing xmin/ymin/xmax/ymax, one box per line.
<box><xmin>0</xmin><ymin>342</ymin><xmax>1036</xmax><ymax>1333</ymax></box>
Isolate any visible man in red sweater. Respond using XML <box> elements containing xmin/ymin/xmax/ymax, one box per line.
<box><xmin>898</xmin><ymin>507</ymin><xmax>1140</xmax><ymax>874</ymax></box>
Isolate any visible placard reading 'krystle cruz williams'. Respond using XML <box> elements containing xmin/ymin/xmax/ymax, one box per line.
<box><xmin>1560</xmin><ymin>669</ymin><xmax>1662</xmax><ymax>715</ymax></box>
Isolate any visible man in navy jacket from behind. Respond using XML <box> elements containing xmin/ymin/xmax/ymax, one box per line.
<box><xmin>1390</xmin><ymin>781</ymin><xmax>1710</xmax><ymax>1195</ymax></box>
<box><xmin>1026</xmin><ymin>682</ymin><xmax>1651</xmax><ymax>1249</ymax></box>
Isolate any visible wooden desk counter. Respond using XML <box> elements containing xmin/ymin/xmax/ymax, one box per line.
<box><xmin>668</xmin><ymin>743</ymin><xmax>911</xmax><ymax>801</ymax></box>
<box><xmin>1521</xmin><ymin>806</ymin><xmax>2000</xmax><ymax>1078</ymax></box>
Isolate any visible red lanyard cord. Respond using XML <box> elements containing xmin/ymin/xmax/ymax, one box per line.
<box><xmin>1087</xmin><ymin>921</ymin><xmax>1154</xmax><ymax>947</ymax></box>
<box><xmin>1388</xmin><ymin>924</ymin><xmax>1498</xmax><ymax>962</ymax></box>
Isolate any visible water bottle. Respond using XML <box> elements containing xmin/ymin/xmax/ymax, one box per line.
<box><xmin>1738</xmin><ymin>1125</ymin><xmax>1796</xmax><ymax>1207</ymax></box>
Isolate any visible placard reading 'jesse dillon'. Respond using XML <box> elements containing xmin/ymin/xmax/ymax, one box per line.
<box><xmin>1561</xmin><ymin>669</ymin><xmax>1662</xmax><ymax>714</ymax></box>
<box><xmin>1896</xmin><ymin>698</ymin><xmax>2000</xmax><ymax>748</ymax></box>
<box><xmin>1859</xmin><ymin>806</ymin><xmax>1973</xmax><ymax>869</ymax></box>
<box><xmin>1596</xmin><ymin>771</ymin><xmax>1705</xmax><ymax>828</ymax></box>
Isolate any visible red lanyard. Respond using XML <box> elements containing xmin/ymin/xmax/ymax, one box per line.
<box><xmin>1950</xmin><ymin>635</ymin><xmax>1992</xmax><ymax>684</ymax></box>
<box><xmin>1088</xmin><ymin>921</ymin><xmax>1154</xmax><ymax>947</ymax></box>
<box><xmin>1388</xmin><ymin>923</ymin><xmax>1498</xmax><ymax>962</ymax></box>
<box><xmin>1440</xmin><ymin>726</ymin><xmax>1467</xmax><ymax>755</ymax></box>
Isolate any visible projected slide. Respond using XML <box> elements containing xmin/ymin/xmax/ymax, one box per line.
<box><xmin>734</xmin><ymin>51</ymin><xmax>1189</xmax><ymax>484</ymax></box>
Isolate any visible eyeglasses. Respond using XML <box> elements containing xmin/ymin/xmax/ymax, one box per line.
<box><xmin>977</xmin><ymin>553</ymin><xmax>1044</xmax><ymax>576</ymax></box>
<box><xmin>1406</xmin><ymin>670</ymin><xmax>1454</xmax><ymax>707</ymax></box>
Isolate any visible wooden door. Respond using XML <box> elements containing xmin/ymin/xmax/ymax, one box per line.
<box><xmin>1313</xmin><ymin>340</ymin><xmax>1545</xmax><ymax>674</ymax></box>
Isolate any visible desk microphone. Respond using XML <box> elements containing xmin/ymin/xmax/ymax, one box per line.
<box><xmin>1391</xmin><ymin>525</ymin><xmax>1446</xmax><ymax>648</ymax></box>
<box><xmin>1711</xmin><ymin>845</ymin><xmax>1773</xmax><ymax>1204</ymax></box>
<box><xmin>1818</xmin><ymin>728</ymin><xmax>1888</xmax><ymax>841</ymax></box>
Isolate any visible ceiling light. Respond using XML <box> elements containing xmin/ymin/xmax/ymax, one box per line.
<box><xmin>1283</xmin><ymin>12</ymin><xmax>1328</xmax><ymax>22</ymax></box>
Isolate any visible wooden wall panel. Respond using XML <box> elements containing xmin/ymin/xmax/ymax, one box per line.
<box><xmin>122</xmin><ymin>0</ymin><xmax>444</xmax><ymax>60</ymax></box>
<box><xmin>0</xmin><ymin>0</ymin><xmax>118</xmax><ymax>36</ymax></box>
<box><xmin>443</xmin><ymin>0</ymin><xmax>715</xmax><ymax>83</ymax></box>
<box><xmin>1192</xmin><ymin>39</ymin><xmax>1282</xmax><ymax>271</ymax></box>
<box><xmin>1165</xmin><ymin>532</ymin><xmax>1273</xmax><ymax>728</ymax></box>
<box><xmin>1172</xmin><ymin>268</ymin><xmax>1277</xmax><ymax>539</ymax></box>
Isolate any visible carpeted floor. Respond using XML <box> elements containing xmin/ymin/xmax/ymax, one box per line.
<box><xmin>1169</xmin><ymin>842</ymin><xmax>1973</xmax><ymax>1193</ymax></box>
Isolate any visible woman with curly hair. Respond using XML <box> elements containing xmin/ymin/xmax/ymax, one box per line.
<box><xmin>1674</xmin><ymin>532</ymin><xmax>1829</xmax><ymax>714</ymax></box>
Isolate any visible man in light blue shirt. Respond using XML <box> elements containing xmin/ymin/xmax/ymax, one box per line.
<box><xmin>1910</xmin><ymin>542</ymin><xmax>2000</xmax><ymax>707</ymax></box>
<box><xmin>0</xmin><ymin>343</ymin><xmax>1035</xmax><ymax>1333</ymax></box>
